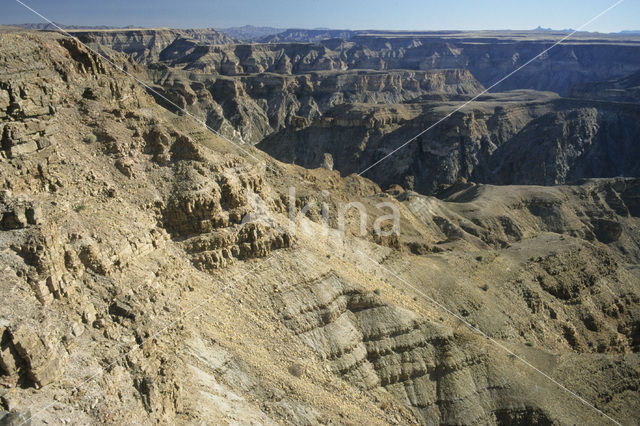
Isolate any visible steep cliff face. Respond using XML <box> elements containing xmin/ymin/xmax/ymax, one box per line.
<box><xmin>569</xmin><ymin>69</ymin><xmax>640</xmax><ymax>102</ymax></box>
<box><xmin>74</xmin><ymin>28</ymin><xmax>640</xmax><ymax>153</ymax></box>
<box><xmin>484</xmin><ymin>103</ymin><xmax>640</xmax><ymax>185</ymax></box>
<box><xmin>259</xmin><ymin>29</ymin><xmax>356</xmax><ymax>43</ymax></box>
<box><xmin>74</xmin><ymin>33</ymin><xmax>486</xmax><ymax>144</ymax></box>
<box><xmin>259</xmin><ymin>91</ymin><xmax>640</xmax><ymax>193</ymax></box>
<box><xmin>70</xmin><ymin>28</ymin><xmax>235</xmax><ymax>63</ymax></box>
<box><xmin>82</xmin><ymin>29</ymin><xmax>640</xmax><ymax>95</ymax></box>
<box><xmin>138</xmin><ymin>33</ymin><xmax>640</xmax><ymax>96</ymax></box>
<box><xmin>349</xmin><ymin>33</ymin><xmax>640</xmax><ymax>95</ymax></box>
<box><xmin>151</xmin><ymin>67</ymin><xmax>484</xmax><ymax>144</ymax></box>
<box><xmin>1</xmin><ymin>29</ymin><xmax>639</xmax><ymax>425</ymax></box>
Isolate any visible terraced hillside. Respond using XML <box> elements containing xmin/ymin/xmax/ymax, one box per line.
<box><xmin>0</xmin><ymin>28</ymin><xmax>639</xmax><ymax>425</ymax></box>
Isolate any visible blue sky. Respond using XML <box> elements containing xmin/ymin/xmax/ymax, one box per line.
<box><xmin>2</xmin><ymin>0</ymin><xmax>638</xmax><ymax>32</ymax></box>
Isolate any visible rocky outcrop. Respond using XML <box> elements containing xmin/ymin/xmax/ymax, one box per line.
<box><xmin>272</xmin><ymin>263</ymin><xmax>640</xmax><ymax>424</ymax></box>
<box><xmin>160</xmin><ymin>150</ymin><xmax>293</xmax><ymax>270</ymax></box>
<box><xmin>0</xmin><ymin>322</ymin><xmax>67</xmax><ymax>388</ymax></box>
<box><xmin>0</xmin><ymin>32</ymin><xmax>62</xmax><ymax>159</ymax></box>
<box><xmin>0</xmin><ymin>32</ymin><xmax>145</xmax><ymax>160</ymax></box>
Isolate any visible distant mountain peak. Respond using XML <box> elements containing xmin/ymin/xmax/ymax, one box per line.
<box><xmin>533</xmin><ymin>26</ymin><xmax>574</xmax><ymax>32</ymax></box>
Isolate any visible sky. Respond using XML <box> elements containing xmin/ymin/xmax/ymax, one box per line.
<box><xmin>2</xmin><ymin>0</ymin><xmax>638</xmax><ymax>32</ymax></box>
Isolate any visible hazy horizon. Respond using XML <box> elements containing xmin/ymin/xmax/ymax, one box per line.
<box><xmin>8</xmin><ymin>23</ymin><xmax>640</xmax><ymax>34</ymax></box>
<box><xmin>2</xmin><ymin>0</ymin><xmax>638</xmax><ymax>33</ymax></box>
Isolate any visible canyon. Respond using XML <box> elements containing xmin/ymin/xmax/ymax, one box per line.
<box><xmin>69</xmin><ymin>28</ymin><xmax>640</xmax><ymax>193</ymax></box>
<box><xmin>0</xmin><ymin>25</ymin><xmax>639</xmax><ymax>425</ymax></box>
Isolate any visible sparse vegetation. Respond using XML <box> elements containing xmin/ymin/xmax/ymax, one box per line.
<box><xmin>83</xmin><ymin>133</ymin><xmax>97</xmax><ymax>143</ymax></box>
<box><xmin>480</xmin><ymin>283</ymin><xmax>489</xmax><ymax>291</ymax></box>
<box><xmin>373</xmin><ymin>288</ymin><xmax>381</xmax><ymax>295</ymax></box>
<box><xmin>74</xmin><ymin>203</ymin><xmax>87</xmax><ymax>212</ymax></box>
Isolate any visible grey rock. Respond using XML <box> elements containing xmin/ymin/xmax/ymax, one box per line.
<box><xmin>0</xmin><ymin>410</ymin><xmax>31</xmax><ymax>426</ymax></box>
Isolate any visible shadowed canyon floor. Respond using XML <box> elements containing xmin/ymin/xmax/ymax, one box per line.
<box><xmin>0</xmin><ymin>28</ymin><xmax>639</xmax><ymax>425</ymax></box>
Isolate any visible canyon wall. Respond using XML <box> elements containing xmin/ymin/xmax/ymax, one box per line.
<box><xmin>259</xmin><ymin>91</ymin><xmax>640</xmax><ymax>193</ymax></box>
<box><xmin>79</xmin><ymin>29</ymin><xmax>640</xmax><ymax>95</ymax></box>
